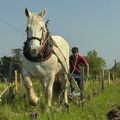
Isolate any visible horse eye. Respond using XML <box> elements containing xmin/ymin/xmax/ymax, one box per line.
<box><xmin>40</xmin><ymin>27</ymin><xmax>45</xmax><ymax>32</ymax></box>
<box><xmin>40</xmin><ymin>27</ymin><xmax>43</xmax><ymax>30</ymax></box>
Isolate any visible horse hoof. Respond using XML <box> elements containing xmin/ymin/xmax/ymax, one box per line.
<box><xmin>42</xmin><ymin>105</ymin><xmax>60</xmax><ymax>113</ymax></box>
<box><xmin>64</xmin><ymin>103</ymin><xmax>69</xmax><ymax>109</ymax></box>
<box><xmin>49</xmin><ymin>106</ymin><xmax>60</xmax><ymax>112</ymax></box>
<box><xmin>29</xmin><ymin>98</ymin><xmax>39</xmax><ymax>106</ymax></box>
<box><xmin>30</xmin><ymin>112</ymin><xmax>38</xmax><ymax>119</ymax></box>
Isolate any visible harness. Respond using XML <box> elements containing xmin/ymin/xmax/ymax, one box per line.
<box><xmin>23</xmin><ymin>37</ymin><xmax>53</xmax><ymax>62</ymax></box>
<box><xmin>23</xmin><ymin>19</ymin><xmax>70</xmax><ymax>80</ymax></box>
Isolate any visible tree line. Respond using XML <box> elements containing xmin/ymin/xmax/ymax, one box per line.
<box><xmin>0</xmin><ymin>48</ymin><xmax>120</xmax><ymax>81</ymax></box>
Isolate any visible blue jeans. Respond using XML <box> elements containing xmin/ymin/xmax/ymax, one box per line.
<box><xmin>70</xmin><ymin>74</ymin><xmax>82</xmax><ymax>92</ymax></box>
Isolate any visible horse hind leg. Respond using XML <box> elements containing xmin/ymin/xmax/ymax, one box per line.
<box><xmin>53</xmin><ymin>75</ymin><xmax>62</xmax><ymax>101</ymax></box>
<box><xmin>54</xmin><ymin>73</ymin><xmax>69</xmax><ymax>106</ymax></box>
<box><xmin>23</xmin><ymin>76</ymin><xmax>39</xmax><ymax>106</ymax></box>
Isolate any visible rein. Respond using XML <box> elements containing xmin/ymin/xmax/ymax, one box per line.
<box><xmin>44</xmin><ymin>21</ymin><xmax>71</xmax><ymax>80</ymax></box>
<box><xmin>48</xmin><ymin>34</ymin><xmax>71</xmax><ymax>80</ymax></box>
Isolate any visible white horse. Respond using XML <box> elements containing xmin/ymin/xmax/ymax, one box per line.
<box><xmin>22</xmin><ymin>8</ymin><xmax>70</xmax><ymax>110</ymax></box>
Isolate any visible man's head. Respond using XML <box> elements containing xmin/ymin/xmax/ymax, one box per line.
<box><xmin>72</xmin><ymin>47</ymin><xmax>79</xmax><ymax>54</ymax></box>
<box><xmin>71</xmin><ymin>47</ymin><xmax>79</xmax><ymax>57</ymax></box>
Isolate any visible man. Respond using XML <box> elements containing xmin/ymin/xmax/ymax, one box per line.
<box><xmin>69</xmin><ymin>47</ymin><xmax>89</xmax><ymax>93</ymax></box>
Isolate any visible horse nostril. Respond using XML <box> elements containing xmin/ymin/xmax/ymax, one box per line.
<box><xmin>30</xmin><ymin>49</ymin><xmax>37</xmax><ymax>55</ymax></box>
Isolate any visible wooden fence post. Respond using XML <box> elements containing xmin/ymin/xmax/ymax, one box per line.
<box><xmin>7</xmin><ymin>62</ymin><xmax>14</xmax><ymax>102</ymax></box>
<box><xmin>80</xmin><ymin>66</ymin><xmax>85</xmax><ymax>108</ymax></box>
<box><xmin>14</xmin><ymin>70</ymin><xmax>18</xmax><ymax>93</ymax></box>
<box><xmin>20</xmin><ymin>73</ymin><xmax>23</xmax><ymax>85</ymax></box>
<box><xmin>108</xmin><ymin>71</ymin><xmax>111</xmax><ymax>85</ymax></box>
<box><xmin>101</xmin><ymin>69</ymin><xmax>104</xmax><ymax>91</ymax></box>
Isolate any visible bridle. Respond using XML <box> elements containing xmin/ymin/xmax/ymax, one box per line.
<box><xmin>27</xmin><ymin>37</ymin><xmax>42</xmax><ymax>42</ymax></box>
<box><xmin>25</xmin><ymin>26</ymin><xmax>46</xmax><ymax>46</ymax></box>
<box><xmin>23</xmin><ymin>19</ymin><xmax>53</xmax><ymax>62</ymax></box>
<box><xmin>25</xmin><ymin>18</ymin><xmax>51</xmax><ymax>44</ymax></box>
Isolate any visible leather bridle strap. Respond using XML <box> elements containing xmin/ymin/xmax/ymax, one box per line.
<box><xmin>27</xmin><ymin>37</ymin><xmax>41</xmax><ymax>42</ymax></box>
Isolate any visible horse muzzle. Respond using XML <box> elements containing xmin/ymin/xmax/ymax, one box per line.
<box><xmin>30</xmin><ymin>49</ymin><xmax>39</xmax><ymax>56</ymax></box>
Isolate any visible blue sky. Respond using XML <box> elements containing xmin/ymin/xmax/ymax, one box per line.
<box><xmin>0</xmin><ymin>0</ymin><xmax>120</xmax><ymax>68</ymax></box>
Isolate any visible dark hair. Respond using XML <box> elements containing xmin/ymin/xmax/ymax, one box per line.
<box><xmin>71</xmin><ymin>47</ymin><xmax>79</xmax><ymax>54</ymax></box>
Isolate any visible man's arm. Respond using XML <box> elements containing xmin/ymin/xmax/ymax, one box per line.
<box><xmin>78</xmin><ymin>54</ymin><xmax>89</xmax><ymax>79</ymax></box>
<box><xmin>86</xmin><ymin>62</ymin><xmax>89</xmax><ymax>79</ymax></box>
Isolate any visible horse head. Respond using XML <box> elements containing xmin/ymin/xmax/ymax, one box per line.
<box><xmin>25</xmin><ymin>8</ymin><xmax>47</xmax><ymax>57</ymax></box>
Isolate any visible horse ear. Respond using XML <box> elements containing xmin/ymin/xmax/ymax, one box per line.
<box><xmin>39</xmin><ymin>8</ymin><xmax>46</xmax><ymax>18</ymax></box>
<box><xmin>25</xmin><ymin>8</ymin><xmax>31</xmax><ymax>17</ymax></box>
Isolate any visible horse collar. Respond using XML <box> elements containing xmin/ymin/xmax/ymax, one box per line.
<box><xmin>23</xmin><ymin>36</ymin><xmax>53</xmax><ymax>62</ymax></box>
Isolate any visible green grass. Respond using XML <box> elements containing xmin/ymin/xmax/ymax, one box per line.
<box><xmin>0</xmin><ymin>80</ymin><xmax>120</xmax><ymax>120</ymax></box>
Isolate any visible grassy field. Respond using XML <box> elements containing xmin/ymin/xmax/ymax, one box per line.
<box><xmin>0</xmin><ymin>80</ymin><xmax>120</xmax><ymax>120</ymax></box>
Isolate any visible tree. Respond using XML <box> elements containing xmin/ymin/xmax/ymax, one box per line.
<box><xmin>0</xmin><ymin>56</ymin><xmax>13</xmax><ymax>77</ymax></box>
<box><xmin>11</xmin><ymin>48</ymin><xmax>22</xmax><ymax>63</ymax></box>
<box><xmin>85</xmin><ymin>50</ymin><xmax>106</xmax><ymax>79</ymax></box>
<box><xmin>0</xmin><ymin>48</ymin><xmax>22</xmax><ymax>78</ymax></box>
<box><xmin>11</xmin><ymin>48</ymin><xmax>23</xmax><ymax>81</ymax></box>
<box><xmin>111</xmin><ymin>60</ymin><xmax>120</xmax><ymax>79</ymax></box>
<box><xmin>11</xmin><ymin>48</ymin><xmax>22</xmax><ymax>67</ymax></box>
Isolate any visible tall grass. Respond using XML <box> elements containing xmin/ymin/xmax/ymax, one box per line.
<box><xmin>0</xmin><ymin>80</ymin><xmax>120</xmax><ymax>120</ymax></box>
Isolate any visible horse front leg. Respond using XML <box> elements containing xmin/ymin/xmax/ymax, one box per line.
<box><xmin>45</xmin><ymin>73</ymin><xmax>55</xmax><ymax>108</ymax></box>
<box><xmin>22</xmin><ymin>71</ymin><xmax>39</xmax><ymax>106</ymax></box>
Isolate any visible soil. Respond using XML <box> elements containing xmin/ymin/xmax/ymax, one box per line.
<box><xmin>107</xmin><ymin>103</ymin><xmax>120</xmax><ymax>120</ymax></box>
